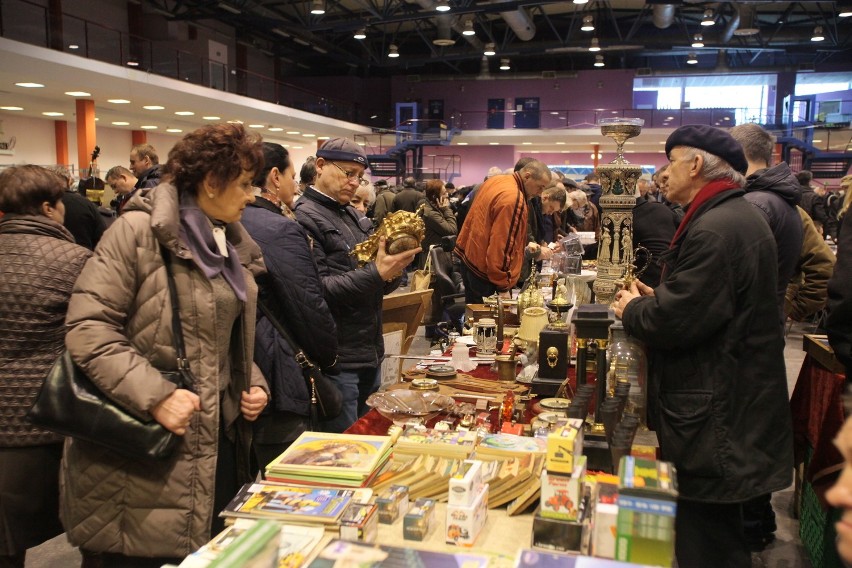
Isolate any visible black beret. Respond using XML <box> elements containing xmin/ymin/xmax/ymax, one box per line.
<box><xmin>665</xmin><ymin>124</ymin><xmax>748</xmax><ymax>175</ymax></box>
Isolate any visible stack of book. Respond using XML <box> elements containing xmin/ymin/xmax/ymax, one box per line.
<box><xmin>220</xmin><ymin>483</ymin><xmax>357</xmax><ymax>526</ymax></box>
<box><xmin>265</xmin><ymin>432</ymin><xmax>393</xmax><ymax>488</ymax></box>
<box><xmin>393</xmin><ymin>428</ymin><xmax>478</xmax><ymax>459</ymax></box>
<box><xmin>474</xmin><ymin>432</ymin><xmax>548</xmax><ymax>460</ymax></box>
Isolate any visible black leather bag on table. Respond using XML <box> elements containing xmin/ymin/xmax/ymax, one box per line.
<box><xmin>28</xmin><ymin>246</ymin><xmax>197</xmax><ymax>461</ymax></box>
<box><xmin>257</xmin><ymin>301</ymin><xmax>343</xmax><ymax>429</ymax></box>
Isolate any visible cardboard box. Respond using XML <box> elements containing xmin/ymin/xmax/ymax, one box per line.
<box><xmin>339</xmin><ymin>502</ymin><xmax>378</xmax><ymax>543</ymax></box>
<box><xmin>446</xmin><ymin>484</ymin><xmax>488</xmax><ymax>547</ymax></box>
<box><xmin>540</xmin><ymin>455</ymin><xmax>586</xmax><ymax>521</ymax></box>
<box><xmin>376</xmin><ymin>485</ymin><xmax>409</xmax><ymax>525</ymax></box>
<box><xmin>448</xmin><ymin>460</ymin><xmax>484</xmax><ymax>507</ymax></box>
<box><xmin>590</xmin><ymin>475</ymin><xmax>620</xmax><ymax>559</ymax></box>
<box><xmin>615</xmin><ymin>457</ymin><xmax>677</xmax><ymax>567</ymax></box>
<box><xmin>531</xmin><ymin>491</ymin><xmax>590</xmax><ymax>554</ymax></box>
<box><xmin>403</xmin><ymin>498</ymin><xmax>437</xmax><ymax>541</ymax></box>
<box><xmin>546</xmin><ymin>419</ymin><xmax>584</xmax><ymax>474</ymax></box>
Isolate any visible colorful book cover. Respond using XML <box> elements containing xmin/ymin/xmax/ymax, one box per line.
<box><xmin>308</xmin><ymin>539</ymin><xmax>491</xmax><ymax>567</ymax></box>
<box><xmin>266</xmin><ymin>432</ymin><xmax>392</xmax><ymax>478</ymax></box>
<box><xmin>221</xmin><ymin>483</ymin><xmax>354</xmax><ymax>525</ymax></box>
<box><xmin>475</xmin><ymin>433</ymin><xmax>548</xmax><ymax>455</ymax></box>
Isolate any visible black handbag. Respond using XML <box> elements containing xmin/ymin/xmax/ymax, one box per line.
<box><xmin>257</xmin><ymin>301</ymin><xmax>343</xmax><ymax>429</ymax></box>
<box><xmin>28</xmin><ymin>246</ymin><xmax>197</xmax><ymax>461</ymax></box>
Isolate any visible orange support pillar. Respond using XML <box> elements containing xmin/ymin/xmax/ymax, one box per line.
<box><xmin>131</xmin><ymin>130</ymin><xmax>147</xmax><ymax>146</ymax></box>
<box><xmin>54</xmin><ymin>120</ymin><xmax>69</xmax><ymax>168</ymax></box>
<box><xmin>75</xmin><ymin>99</ymin><xmax>96</xmax><ymax>173</ymax></box>
<box><xmin>593</xmin><ymin>143</ymin><xmax>600</xmax><ymax>170</ymax></box>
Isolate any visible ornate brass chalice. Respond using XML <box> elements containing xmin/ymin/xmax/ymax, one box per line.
<box><xmin>593</xmin><ymin>117</ymin><xmax>644</xmax><ymax>306</ymax></box>
<box><xmin>351</xmin><ymin>208</ymin><xmax>426</xmax><ymax>266</ymax></box>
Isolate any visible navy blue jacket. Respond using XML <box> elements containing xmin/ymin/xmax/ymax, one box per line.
<box><xmin>743</xmin><ymin>162</ymin><xmax>804</xmax><ymax>316</ymax></box>
<box><xmin>242</xmin><ymin>197</ymin><xmax>338</xmax><ymax>415</ymax></box>
<box><xmin>295</xmin><ymin>186</ymin><xmax>399</xmax><ymax>370</ymax></box>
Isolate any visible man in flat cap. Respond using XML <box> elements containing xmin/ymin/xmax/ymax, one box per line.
<box><xmin>295</xmin><ymin>138</ymin><xmax>419</xmax><ymax>432</ymax></box>
<box><xmin>613</xmin><ymin>125</ymin><xmax>793</xmax><ymax>567</ymax></box>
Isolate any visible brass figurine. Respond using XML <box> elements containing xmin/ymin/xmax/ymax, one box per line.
<box><xmin>351</xmin><ymin>207</ymin><xmax>426</xmax><ymax>266</ymax></box>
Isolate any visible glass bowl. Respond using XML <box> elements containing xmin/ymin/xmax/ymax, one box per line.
<box><xmin>366</xmin><ymin>390</ymin><xmax>455</xmax><ymax>426</ymax></box>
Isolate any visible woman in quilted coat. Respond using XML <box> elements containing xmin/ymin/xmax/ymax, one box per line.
<box><xmin>61</xmin><ymin>124</ymin><xmax>269</xmax><ymax>567</ymax></box>
<box><xmin>0</xmin><ymin>165</ymin><xmax>92</xmax><ymax>568</ymax></box>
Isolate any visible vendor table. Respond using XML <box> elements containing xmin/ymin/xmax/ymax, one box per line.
<box><xmin>789</xmin><ymin>334</ymin><xmax>847</xmax><ymax>568</ymax></box>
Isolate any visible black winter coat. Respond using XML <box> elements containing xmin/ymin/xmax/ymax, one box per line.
<box><xmin>393</xmin><ymin>188</ymin><xmax>425</xmax><ymax>213</ymax></box>
<box><xmin>622</xmin><ymin>188</ymin><xmax>793</xmax><ymax>503</ymax></box>
<box><xmin>295</xmin><ymin>187</ymin><xmax>399</xmax><ymax>370</ymax></box>
<box><xmin>826</xmin><ymin>218</ymin><xmax>852</xmax><ymax>379</ymax></box>
<box><xmin>743</xmin><ymin>163</ymin><xmax>803</xmax><ymax>315</ymax></box>
<box><xmin>632</xmin><ymin>199</ymin><xmax>679</xmax><ymax>287</ymax></box>
<box><xmin>242</xmin><ymin>198</ymin><xmax>338</xmax><ymax>416</ymax></box>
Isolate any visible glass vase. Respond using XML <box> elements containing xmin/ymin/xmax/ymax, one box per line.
<box><xmin>607</xmin><ymin>321</ymin><xmax>648</xmax><ymax>427</ymax></box>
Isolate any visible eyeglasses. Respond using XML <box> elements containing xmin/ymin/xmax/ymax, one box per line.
<box><xmin>330</xmin><ymin>161</ymin><xmax>368</xmax><ymax>186</ymax></box>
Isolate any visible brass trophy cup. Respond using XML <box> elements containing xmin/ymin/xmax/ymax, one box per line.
<box><xmin>593</xmin><ymin>117</ymin><xmax>644</xmax><ymax>306</ymax></box>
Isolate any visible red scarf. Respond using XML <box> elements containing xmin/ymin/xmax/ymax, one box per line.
<box><xmin>669</xmin><ymin>179</ymin><xmax>740</xmax><ymax>248</ymax></box>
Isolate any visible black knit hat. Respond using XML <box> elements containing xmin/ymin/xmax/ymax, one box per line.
<box><xmin>316</xmin><ymin>137</ymin><xmax>369</xmax><ymax>169</ymax></box>
<box><xmin>665</xmin><ymin>125</ymin><xmax>748</xmax><ymax>175</ymax></box>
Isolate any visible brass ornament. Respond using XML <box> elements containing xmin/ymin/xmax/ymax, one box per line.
<box><xmin>351</xmin><ymin>207</ymin><xmax>426</xmax><ymax>266</ymax></box>
<box><xmin>546</xmin><ymin>346</ymin><xmax>559</xmax><ymax>368</ymax></box>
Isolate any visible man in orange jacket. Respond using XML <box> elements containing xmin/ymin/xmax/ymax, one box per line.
<box><xmin>455</xmin><ymin>159</ymin><xmax>551</xmax><ymax>303</ymax></box>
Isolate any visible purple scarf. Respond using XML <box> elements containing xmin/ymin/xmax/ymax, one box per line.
<box><xmin>178</xmin><ymin>195</ymin><xmax>247</xmax><ymax>302</ymax></box>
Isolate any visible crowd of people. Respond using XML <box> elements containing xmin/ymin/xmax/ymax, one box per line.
<box><xmin>0</xmin><ymin>121</ymin><xmax>850</xmax><ymax>567</ymax></box>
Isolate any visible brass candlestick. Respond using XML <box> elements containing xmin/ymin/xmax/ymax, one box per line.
<box><xmin>593</xmin><ymin>118</ymin><xmax>644</xmax><ymax>306</ymax></box>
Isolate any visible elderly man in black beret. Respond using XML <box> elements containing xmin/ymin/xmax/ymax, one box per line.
<box><xmin>613</xmin><ymin>125</ymin><xmax>793</xmax><ymax>567</ymax></box>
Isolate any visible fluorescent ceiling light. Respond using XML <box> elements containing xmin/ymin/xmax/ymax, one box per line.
<box><xmin>166</xmin><ymin>128</ymin><xmax>183</xmax><ymax>133</ymax></box>
<box><xmin>0</xmin><ymin>106</ymin><xmax>23</xmax><ymax>110</ymax></box>
<box><xmin>15</xmin><ymin>82</ymin><xmax>44</xmax><ymax>88</ymax></box>
<box><xmin>293</xmin><ymin>37</ymin><xmax>310</xmax><ymax>46</ymax></box>
<box><xmin>287</xmin><ymin>131</ymin><xmax>301</xmax><ymax>135</ymax></box>
<box><xmin>302</xmin><ymin>133</ymin><xmax>316</xmax><ymax>137</ymax></box>
<box><xmin>126</xmin><ymin>60</ymin><xmax>140</xmax><ymax>67</ymax></box>
<box><xmin>108</xmin><ymin>99</ymin><xmax>131</xmax><ymax>104</ymax></box>
<box><xmin>140</xmin><ymin>125</ymin><xmax>157</xmax><ymax>129</ymax></box>
<box><xmin>217</xmin><ymin>2</ymin><xmax>241</xmax><ymax>14</ymax></box>
<box><xmin>65</xmin><ymin>91</ymin><xmax>91</xmax><ymax>97</ymax></box>
<box><xmin>143</xmin><ymin>105</ymin><xmax>165</xmax><ymax>110</ymax></box>
<box><xmin>203</xmin><ymin>116</ymin><xmax>221</xmax><ymax>120</ymax></box>
<box><xmin>42</xmin><ymin>112</ymin><xmax>64</xmax><ymax>116</ymax></box>
<box><xmin>175</xmin><ymin>111</ymin><xmax>195</xmax><ymax>116</ymax></box>
<box><xmin>318</xmin><ymin>136</ymin><xmax>330</xmax><ymax>140</ymax></box>
<box><xmin>249</xmin><ymin>124</ymin><xmax>265</xmax><ymax>128</ymax></box>
<box><xmin>272</xmin><ymin>28</ymin><xmax>290</xmax><ymax>38</ymax></box>
<box><xmin>68</xmin><ymin>44</ymin><xmax>79</xmax><ymax>49</ymax></box>
<box><xmin>268</xmin><ymin>127</ymin><xmax>283</xmax><ymax>132</ymax></box>
<box><xmin>112</xmin><ymin>121</ymin><xmax>130</xmax><ymax>126</ymax></box>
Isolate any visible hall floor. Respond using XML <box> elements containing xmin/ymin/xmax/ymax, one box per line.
<box><xmin>23</xmin><ymin>320</ymin><xmax>817</xmax><ymax>567</ymax></box>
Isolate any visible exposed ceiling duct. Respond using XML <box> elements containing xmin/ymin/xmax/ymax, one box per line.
<box><xmin>493</xmin><ymin>0</ymin><xmax>536</xmax><ymax>41</ymax></box>
<box><xmin>733</xmin><ymin>5</ymin><xmax>760</xmax><ymax>36</ymax></box>
<box><xmin>652</xmin><ymin>4</ymin><xmax>675</xmax><ymax>29</ymax></box>
<box><xmin>720</xmin><ymin>5</ymin><xmax>741</xmax><ymax>44</ymax></box>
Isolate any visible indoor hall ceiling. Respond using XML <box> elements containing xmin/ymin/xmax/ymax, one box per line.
<box><xmin>146</xmin><ymin>0</ymin><xmax>852</xmax><ymax>77</ymax></box>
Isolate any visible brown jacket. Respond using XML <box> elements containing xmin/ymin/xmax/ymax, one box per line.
<box><xmin>455</xmin><ymin>172</ymin><xmax>528</xmax><ymax>291</ymax></box>
<box><xmin>0</xmin><ymin>216</ymin><xmax>91</xmax><ymax>447</ymax></box>
<box><xmin>785</xmin><ymin>206</ymin><xmax>835</xmax><ymax>321</ymax></box>
<box><xmin>60</xmin><ymin>184</ymin><xmax>266</xmax><ymax>557</ymax></box>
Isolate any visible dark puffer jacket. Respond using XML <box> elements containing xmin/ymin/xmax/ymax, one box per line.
<box><xmin>295</xmin><ymin>186</ymin><xmax>399</xmax><ymax>370</ymax></box>
<box><xmin>622</xmin><ymin>188</ymin><xmax>793</xmax><ymax>503</ymax></box>
<box><xmin>0</xmin><ymin>215</ymin><xmax>92</xmax><ymax>447</ymax></box>
<box><xmin>242</xmin><ymin>197</ymin><xmax>338</xmax><ymax>416</ymax></box>
<box><xmin>742</xmin><ymin>162</ymin><xmax>803</xmax><ymax>315</ymax></box>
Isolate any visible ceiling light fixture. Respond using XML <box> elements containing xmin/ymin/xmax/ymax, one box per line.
<box><xmin>811</xmin><ymin>26</ymin><xmax>824</xmax><ymax>41</ymax></box>
<box><xmin>268</xmin><ymin>127</ymin><xmax>283</xmax><ymax>132</ymax></box>
<box><xmin>701</xmin><ymin>9</ymin><xmax>715</xmax><ymax>26</ymax></box>
<box><xmin>499</xmin><ymin>58</ymin><xmax>510</xmax><ymax>70</ymax></box>
<box><xmin>0</xmin><ymin>106</ymin><xmax>23</xmax><ymax>110</ymax></box>
<box><xmin>388</xmin><ymin>44</ymin><xmax>400</xmax><ymax>57</ymax></box>
<box><xmin>143</xmin><ymin>105</ymin><xmax>165</xmax><ymax>110</ymax></box>
<box><xmin>140</xmin><ymin>125</ymin><xmax>157</xmax><ymax>129</ymax></box>
<box><xmin>272</xmin><ymin>28</ymin><xmax>290</xmax><ymax>38</ymax></box>
<box><xmin>68</xmin><ymin>44</ymin><xmax>79</xmax><ymax>50</ymax></box>
<box><xmin>594</xmin><ymin>54</ymin><xmax>605</xmax><ymax>67</ymax></box>
<box><xmin>483</xmin><ymin>42</ymin><xmax>496</xmax><ymax>56</ymax></box>
<box><xmin>840</xmin><ymin>4</ymin><xmax>852</xmax><ymax>17</ymax></box>
<box><xmin>112</xmin><ymin>121</ymin><xmax>130</xmax><ymax>126</ymax></box>
<box><xmin>435</xmin><ymin>0</ymin><xmax>450</xmax><ymax>12</ymax></box>
<box><xmin>310</xmin><ymin>0</ymin><xmax>325</xmax><ymax>15</ymax></box>
<box><xmin>202</xmin><ymin>116</ymin><xmax>221</xmax><ymax>120</ymax></box>
<box><xmin>686</xmin><ymin>52</ymin><xmax>698</xmax><ymax>64</ymax></box>
<box><xmin>589</xmin><ymin>37</ymin><xmax>601</xmax><ymax>52</ymax></box>
<box><xmin>166</xmin><ymin>128</ymin><xmax>183</xmax><ymax>133</ymax></box>
<box><xmin>126</xmin><ymin>59</ymin><xmax>140</xmax><ymax>67</ymax></box>
<box><xmin>108</xmin><ymin>99</ymin><xmax>131</xmax><ymax>104</ymax></box>
<box><xmin>462</xmin><ymin>20</ymin><xmax>475</xmax><ymax>36</ymax></box>
<box><xmin>293</xmin><ymin>37</ymin><xmax>310</xmax><ymax>46</ymax></box>
<box><xmin>581</xmin><ymin>15</ymin><xmax>594</xmax><ymax>32</ymax></box>
<box><xmin>573</xmin><ymin>0</ymin><xmax>588</xmax><ymax>4</ymax></box>
<box><xmin>42</xmin><ymin>112</ymin><xmax>64</xmax><ymax>116</ymax></box>
<box><xmin>175</xmin><ymin>111</ymin><xmax>195</xmax><ymax>116</ymax></box>
<box><xmin>691</xmin><ymin>33</ymin><xmax>704</xmax><ymax>48</ymax></box>
<box><xmin>313</xmin><ymin>46</ymin><xmax>328</xmax><ymax>54</ymax></box>
<box><xmin>354</xmin><ymin>28</ymin><xmax>367</xmax><ymax>39</ymax></box>
<box><xmin>65</xmin><ymin>91</ymin><xmax>91</xmax><ymax>97</ymax></box>
<box><xmin>15</xmin><ymin>82</ymin><xmax>44</xmax><ymax>88</ymax></box>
